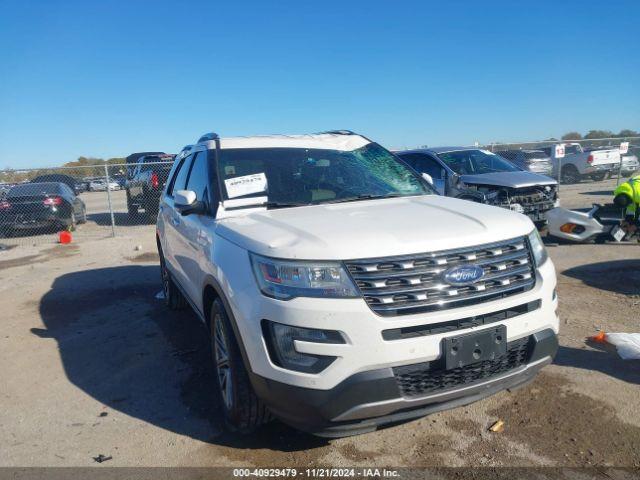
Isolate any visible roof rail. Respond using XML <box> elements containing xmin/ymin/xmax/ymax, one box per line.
<box><xmin>317</xmin><ymin>130</ymin><xmax>356</xmax><ymax>136</ymax></box>
<box><xmin>197</xmin><ymin>132</ymin><xmax>220</xmax><ymax>143</ymax></box>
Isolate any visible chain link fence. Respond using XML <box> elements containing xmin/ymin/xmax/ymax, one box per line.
<box><xmin>1</xmin><ymin>137</ymin><xmax>639</xmax><ymax>247</ymax></box>
<box><xmin>0</xmin><ymin>161</ymin><xmax>174</xmax><ymax>246</ymax></box>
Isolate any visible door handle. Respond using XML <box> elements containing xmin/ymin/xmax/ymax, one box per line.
<box><xmin>171</xmin><ymin>216</ymin><xmax>180</xmax><ymax>226</ymax></box>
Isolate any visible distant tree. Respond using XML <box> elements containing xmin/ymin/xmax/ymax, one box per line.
<box><xmin>584</xmin><ymin>130</ymin><xmax>614</xmax><ymax>139</ymax></box>
<box><xmin>617</xmin><ymin>129</ymin><xmax>639</xmax><ymax>138</ymax></box>
<box><xmin>544</xmin><ymin>137</ymin><xmax>558</xmax><ymax>142</ymax></box>
<box><xmin>561</xmin><ymin>132</ymin><xmax>582</xmax><ymax>140</ymax></box>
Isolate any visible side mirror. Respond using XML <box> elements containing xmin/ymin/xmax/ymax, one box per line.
<box><xmin>174</xmin><ymin>189</ymin><xmax>205</xmax><ymax>216</ymax></box>
<box><xmin>421</xmin><ymin>173</ymin><xmax>434</xmax><ymax>185</ymax></box>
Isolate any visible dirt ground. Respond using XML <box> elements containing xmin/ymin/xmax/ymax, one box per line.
<box><xmin>1</xmin><ymin>178</ymin><xmax>639</xmax><ymax>468</ymax></box>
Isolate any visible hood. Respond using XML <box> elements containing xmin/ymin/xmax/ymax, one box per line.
<box><xmin>460</xmin><ymin>171</ymin><xmax>557</xmax><ymax>188</ymax></box>
<box><xmin>215</xmin><ymin>195</ymin><xmax>534</xmax><ymax>260</ymax></box>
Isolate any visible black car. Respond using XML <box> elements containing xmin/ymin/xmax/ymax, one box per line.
<box><xmin>126</xmin><ymin>153</ymin><xmax>175</xmax><ymax>218</ymax></box>
<box><xmin>0</xmin><ymin>182</ymin><xmax>87</xmax><ymax>237</ymax></box>
<box><xmin>30</xmin><ymin>173</ymin><xmax>82</xmax><ymax>196</ymax></box>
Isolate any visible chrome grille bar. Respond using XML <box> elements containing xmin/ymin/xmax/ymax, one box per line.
<box><xmin>345</xmin><ymin>237</ymin><xmax>535</xmax><ymax>316</ymax></box>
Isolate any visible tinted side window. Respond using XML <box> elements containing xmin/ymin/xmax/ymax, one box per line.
<box><xmin>185</xmin><ymin>151</ymin><xmax>209</xmax><ymax>202</ymax></box>
<box><xmin>168</xmin><ymin>154</ymin><xmax>194</xmax><ymax>196</ymax></box>
<box><xmin>398</xmin><ymin>153</ymin><xmax>419</xmax><ymax>169</ymax></box>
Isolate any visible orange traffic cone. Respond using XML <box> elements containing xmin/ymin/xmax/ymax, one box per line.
<box><xmin>589</xmin><ymin>331</ymin><xmax>607</xmax><ymax>343</ymax></box>
<box><xmin>59</xmin><ymin>230</ymin><xmax>72</xmax><ymax>244</ymax></box>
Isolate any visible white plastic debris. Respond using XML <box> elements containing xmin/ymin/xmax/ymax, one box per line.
<box><xmin>135</xmin><ymin>245</ymin><xmax>143</xmax><ymax>251</ymax></box>
<box><xmin>155</xmin><ymin>290</ymin><xmax>165</xmax><ymax>300</ymax></box>
<box><xmin>605</xmin><ymin>333</ymin><xmax>640</xmax><ymax>360</ymax></box>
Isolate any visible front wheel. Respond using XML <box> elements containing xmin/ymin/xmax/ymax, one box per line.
<box><xmin>210</xmin><ymin>299</ymin><xmax>270</xmax><ymax>433</ymax></box>
<box><xmin>590</xmin><ymin>172</ymin><xmax>607</xmax><ymax>181</ymax></box>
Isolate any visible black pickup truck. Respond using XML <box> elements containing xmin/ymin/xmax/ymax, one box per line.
<box><xmin>125</xmin><ymin>153</ymin><xmax>175</xmax><ymax>218</ymax></box>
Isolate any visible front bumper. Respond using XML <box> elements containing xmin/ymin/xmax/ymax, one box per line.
<box><xmin>251</xmin><ymin>328</ymin><xmax>558</xmax><ymax>437</ymax></box>
<box><xmin>213</xmin><ymin>236</ymin><xmax>559</xmax><ymax>435</ymax></box>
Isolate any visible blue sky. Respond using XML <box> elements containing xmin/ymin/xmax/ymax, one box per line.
<box><xmin>0</xmin><ymin>0</ymin><xmax>638</xmax><ymax>168</ymax></box>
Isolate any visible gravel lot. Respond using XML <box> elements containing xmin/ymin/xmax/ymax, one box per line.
<box><xmin>1</xmin><ymin>178</ymin><xmax>639</xmax><ymax>468</ymax></box>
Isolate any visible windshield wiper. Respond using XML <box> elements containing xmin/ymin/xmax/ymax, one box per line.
<box><xmin>323</xmin><ymin>193</ymin><xmax>404</xmax><ymax>205</ymax></box>
<box><xmin>264</xmin><ymin>201</ymin><xmax>310</xmax><ymax>210</ymax></box>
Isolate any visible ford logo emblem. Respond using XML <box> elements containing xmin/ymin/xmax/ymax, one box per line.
<box><xmin>443</xmin><ymin>265</ymin><xmax>484</xmax><ymax>285</ymax></box>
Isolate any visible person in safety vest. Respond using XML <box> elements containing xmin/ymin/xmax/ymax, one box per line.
<box><xmin>613</xmin><ymin>174</ymin><xmax>640</xmax><ymax>236</ymax></box>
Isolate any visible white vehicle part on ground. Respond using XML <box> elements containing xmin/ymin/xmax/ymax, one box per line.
<box><xmin>546</xmin><ymin>206</ymin><xmax>608</xmax><ymax>243</ymax></box>
<box><xmin>605</xmin><ymin>333</ymin><xmax>640</xmax><ymax>360</ymax></box>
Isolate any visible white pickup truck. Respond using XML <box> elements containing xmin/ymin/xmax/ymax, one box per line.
<box><xmin>541</xmin><ymin>143</ymin><xmax>620</xmax><ymax>183</ymax></box>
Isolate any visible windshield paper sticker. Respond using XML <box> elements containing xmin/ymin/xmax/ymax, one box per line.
<box><xmin>224</xmin><ymin>173</ymin><xmax>268</xmax><ymax>199</ymax></box>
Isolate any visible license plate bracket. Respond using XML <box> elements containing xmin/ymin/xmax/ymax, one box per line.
<box><xmin>443</xmin><ymin>325</ymin><xmax>507</xmax><ymax>370</ymax></box>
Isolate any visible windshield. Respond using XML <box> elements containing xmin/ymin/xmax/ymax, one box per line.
<box><xmin>217</xmin><ymin>143</ymin><xmax>434</xmax><ymax>205</ymax></box>
<box><xmin>437</xmin><ymin>149</ymin><xmax>521</xmax><ymax>175</ymax></box>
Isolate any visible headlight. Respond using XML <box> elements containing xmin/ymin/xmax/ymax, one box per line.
<box><xmin>528</xmin><ymin>229</ymin><xmax>548</xmax><ymax>267</ymax></box>
<box><xmin>250</xmin><ymin>253</ymin><xmax>358</xmax><ymax>300</ymax></box>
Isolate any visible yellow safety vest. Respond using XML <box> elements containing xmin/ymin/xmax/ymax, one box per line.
<box><xmin>614</xmin><ymin>174</ymin><xmax>640</xmax><ymax>218</ymax></box>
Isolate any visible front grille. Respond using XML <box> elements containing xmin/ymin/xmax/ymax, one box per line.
<box><xmin>393</xmin><ymin>336</ymin><xmax>531</xmax><ymax>398</ymax></box>
<box><xmin>345</xmin><ymin>237</ymin><xmax>535</xmax><ymax>316</ymax></box>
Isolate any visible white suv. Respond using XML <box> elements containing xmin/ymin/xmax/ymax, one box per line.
<box><xmin>156</xmin><ymin>131</ymin><xmax>559</xmax><ymax>437</ymax></box>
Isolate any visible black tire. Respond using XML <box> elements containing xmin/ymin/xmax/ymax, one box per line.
<box><xmin>561</xmin><ymin>165</ymin><xmax>580</xmax><ymax>184</ymax></box>
<box><xmin>210</xmin><ymin>298</ymin><xmax>269</xmax><ymax>433</ymax></box>
<box><xmin>159</xmin><ymin>249</ymin><xmax>187</xmax><ymax>310</ymax></box>
<box><xmin>78</xmin><ymin>206</ymin><xmax>87</xmax><ymax>224</ymax></box>
<box><xmin>590</xmin><ymin>172</ymin><xmax>607</xmax><ymax>181</ymax></box>
<box><xmin>126</xmin><ymin>192</ymin><xmax>138</xmax><ymax>217</ymax></box>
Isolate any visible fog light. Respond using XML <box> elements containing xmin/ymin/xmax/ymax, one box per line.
<box><xmin>262</xmin><ymin>321</ymin><xmax>345</xmax><ymax>373</ymax></box>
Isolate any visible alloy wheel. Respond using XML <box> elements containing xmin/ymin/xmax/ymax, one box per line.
<box><xmin>214</xmin><ymin>315</ymin><xmax>233</xmax><ymax>410</ymax></box>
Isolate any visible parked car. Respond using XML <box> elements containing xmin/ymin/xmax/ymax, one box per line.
<box><xmin>0</xmin><ymin>183</ymin><xmax>12</xmax><ymax>200</ymax></box>
<box><xmin>156</xmin><ymin>131</ymin><xmax>558</xmax><ymax>437</ymax></box>
<box><xmin>0</xmin><ymin>182</ymin><xmax>86</xmax><ymax>236</ymax></box>
<box><xmin>30</xmin><ymin>173</ymin><xmax>82</xmax><ymax>196</ymax></box>
<box><xmin>495</xmin><ymin>149</ymin><xmax>554</xmax><ymax>176</ymax></box>
<box><xmin>89</xmin><ymin>179</ymin><xmax>120</xmax><ymax>191</ymax></box>
<box><xmin>125</xmin><ymin>153</ymin><xmax>175</xmax><ymax>217</ymax></box>
<box><xmin>397</xmin><ymin>147</ymin><xmax>559</xmax><ymax>227</ymax></box>
<box><xmin>540</xmin><ymin>143</ymin><xmax>620</xmax><ymax>183</ymax></box>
